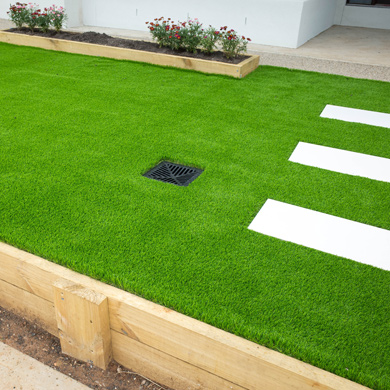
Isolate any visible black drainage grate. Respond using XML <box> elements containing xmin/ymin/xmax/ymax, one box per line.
<box><xmin>143</xmin><ymin>161</ymin><xmax>203</xmax><ymax>186</ymax></box>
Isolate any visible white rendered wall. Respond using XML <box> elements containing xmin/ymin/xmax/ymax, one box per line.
<box><xmin>64</xmin><ymin>0</ymin><xmax>83</xmax><ymax>27</ymax></box>
<box><xmin>340</xmin><ymin>5</ymin><xmax>390</xmax><ymax>30</ymax></box>
<box><xmin>297</xmin><ymin>0</ymin><xmax>337</xmax><ymax>47</ymax></box>
<box><xmin>80</xmin><ymin>0</ymin><xmax>337</xmax><ymax>48</ymax></box>
<box><xmin>1</xmin><ymin>0</ymin><xmax>338</xmax><ymax>47</ymax></box>
<box><xmin>0</xmin><ymin>2</ymin><xmax>10</xmax><ymax>19</ymax></box>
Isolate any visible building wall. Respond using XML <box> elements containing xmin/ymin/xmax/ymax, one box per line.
<box><xmin>297</xmin><ymin>0</ymin><xmax>337</xmax><ymax>47</ymax></box>
<box><xmin>341</xmin><ymin>5</ymin><xmax>390</xmax><ymax>29</ymax></box>
<box><xmin>65</xmin><ymin>0</ymin><xmax>83</xmax><ymax>27</ymax></box>
<box><xmin>0</xmin><ymin>0</ymin><xmax>337</xmax><ymax>47</ymax></box>
<box><xmin>334</xmin><ymin>0</ymin><xmax>390</xmax><ymax>29</ymax></box>
<box><xmin>4</xmin><ymin>0</ymin><xmax>388</xmax><ymax>48</ymax></box>
<box><xmin>80</xmin><ymin>0</ymin><xmax>338</xmax><ymax>48</ymax></box>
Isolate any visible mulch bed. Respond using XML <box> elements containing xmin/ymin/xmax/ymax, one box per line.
<box><xmin>6</xmin><ymin>28</ymin><xmax>249</xmax><ymax>65</ymax></box>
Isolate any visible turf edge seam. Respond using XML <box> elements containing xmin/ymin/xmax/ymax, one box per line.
<box><xmin>0</xmin><ymin>31</ymin><xmax>259</xmax><ymax>78</ymax></box>
<box><xmin>0</xmin><ymin>242</ymin><xmax>371</xmax><ymax>390</ymax></box>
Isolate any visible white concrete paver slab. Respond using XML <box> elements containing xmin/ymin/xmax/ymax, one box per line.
<box><xmin>320</xmin><ymin>105</ymin><xmax>390</xmax><ymax>128</ymax></box>
<box><xmin>0</xmin><ymin>342</ymin><xmax>90</xmax><ymax>390</ymax></box>
<box><xmin>249</xmin><ymin>199</ymin><xmax>390</xmax><ymax>271</ymax></box>
<box><xmin>289</xmin><ymin>142</ymin><xmax>390</xmax><ymax>183</ymax></box>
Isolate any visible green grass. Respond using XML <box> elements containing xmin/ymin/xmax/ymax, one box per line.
<box><xmin>1</xmin><ymin>42</ymin><xmax>389</xmax><ymax>389</ymax></box>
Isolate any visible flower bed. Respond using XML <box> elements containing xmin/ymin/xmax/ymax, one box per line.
<box><xmin>146</xmin><ymin>17</ymin><xmax>251</xmax><ymax>59</ymax></box>
<box><xmin>0</xmin><ymin>29</ymin><xmax>259</xmax><ymax>78</ymax></box>
<box><xmin>4</xmin><ymin>4</ymin><xmax>259</xmax><ymax>78</ymax></box>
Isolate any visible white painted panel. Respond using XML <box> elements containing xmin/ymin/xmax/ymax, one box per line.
<box><xmin>321</xmin><ymin>105</ymin><xmax>390</xmax><ymax>128</ymax></box>
<box><xmin>340</xmin><ymin>5</ymin><xmax>390</xmax><ymax>30</ymax></box>
<box><xmin>289</xmin><ymin>142</ymin><xmax>390</xmax><ymax>183</ymax></box>
<box><xmin>1</xmin><ymin>0</ymin><xmax>340</xmax><ymax>48</ymax></box>
<box><xmin>64</xmin><ymin>0</ymin><xmax>83</xmax><ymax>27</ymax></box>
<box><xmin>249</xmin><ymin>199</ymin><xmax>390</xmax><ymax>271</ymax></box>
<box><xmin>77</xmin><ymin>0</ymin><xmax>338</xmax><ymax>48</ymax></box>
<box><xmin>297</xmin><ymin>0</ymin><xmax>337</xmax><ymax>47</ymax></box>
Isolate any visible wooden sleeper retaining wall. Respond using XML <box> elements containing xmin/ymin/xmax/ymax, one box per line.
<box><xmin>0</xmin><ymin>31</ymin><xmax>259</xmax><ymax>78</ymax></box>
<box><xmin>0</xmin><ymin>242</ymin><xmax>371</xmax><ymax>390</ymax></box>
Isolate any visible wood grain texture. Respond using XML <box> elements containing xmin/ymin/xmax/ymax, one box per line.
<box><xmin>53</xmin><ymin>279</ymin><xmax>112</xmax><ymax>369</ymax></box>
<box><xmin>0</xmin><ymin>242</ymin><xmax>371</xmax><ymax>390</ymax></box>
<box><xmin>112</xmin><ymin>330</ymin><xmax>246</xmax><ymax>390</ymax></box>
<box><xmin>0</xmin><ymin>31</ymin><xmax>259</xmax><ymax>78</ymax></box>
<box><xmin>0</xmin><ymin>278</ymin><xmax>57</xmax><ymax>335</ymax></box>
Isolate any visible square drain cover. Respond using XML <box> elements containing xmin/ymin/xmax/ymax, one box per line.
<box><xmin>143</xmin><ymin>161</ymin><xmax>203</xmax><ymax>186</ymax></box>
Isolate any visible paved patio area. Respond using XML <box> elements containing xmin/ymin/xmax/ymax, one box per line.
<box><xmin>252</xmin><ymin>25</ymin><xmax>390</xmax><ymax>82</ymax></box>
<box><xmin>1</xmin><ymin>18</ymin><xmax>389</xmax><ymax>81</ymax></box>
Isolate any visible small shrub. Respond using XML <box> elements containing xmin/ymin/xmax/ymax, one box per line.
<box><xmin>200</xmin><ymin>26</ymin><xmax>220</xmax><ymax>54</ymax></box>
<box><xmin>147</xmin><ymin>17</ymin><xmax>170</xmax><ymax>48</ymax></box>
<box><xmin>219</xmin><ymin>26</ymin><xmax>251</xmax><ymax>59</ymax></box>
<box><xmin>147</xmin><ymin>18</ymin><xmax>185</xmax><ymax>51</ymax></box>
<box><xmin>7</xmin><ymin>2</ymin><xmax>29</xmax><ymax>30</ymax></box>
<box><xmin>36</xmin><ymin>10</ymin><xmax>51</xmax><ymax>32</ymax></box>
<box><xmin>147</xmin><ymin>17</ymin><xmax>252</xmax><ymax>59</ymax></box>
<box><xmin>178</xmin><ymin>19</ymin><xmax>203</xmax><ymax>53</ymax></box>
<box><xmin>48</xmin><ymin>5</ymin><xmax>67</xmax><ymax>32</ymax></box>
<box><xmin>167</xmin><ymin>23</ymin><xmax>184</xmax><ymax>51</ymax></box>
<box><xmin>8</xmin><ymin>3</ymin><xmax>67</xmax><ymax>33</ymax></box>
<box><xmin>24</xmin><ymin>3</ymin><xmax>40</xmax><ymax>32</ymax></box>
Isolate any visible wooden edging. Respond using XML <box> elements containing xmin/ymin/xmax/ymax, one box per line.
<box><xmin>0</xmin><ymin>31</ymin><xmax>259</xmax><ymax>78</ymax></box>
<box><xmin>0</xmin><ymin>242</ymin><xmax>371</xmax><ymax>390</ymax></box>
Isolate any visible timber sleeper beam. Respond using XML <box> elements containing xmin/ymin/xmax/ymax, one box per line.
<box><xmin>0</xmin><ymin>242</ymin><xmax>372</xmax><ymax>390</ymax></box>
<box><xmin>53</xmin><ymin>279</ymin><xmax>112</xmax><ymax>369</ymax></box>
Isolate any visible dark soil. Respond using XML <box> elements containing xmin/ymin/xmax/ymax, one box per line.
<box><xmin>0</xmin><ymin>306</ymin><xmax>172</xmax><ymax>390</ymax></box>
<box><xmin>7</xmin><ymin>28</ymin><xmax>249</xmax><ymax>64</ymax></box>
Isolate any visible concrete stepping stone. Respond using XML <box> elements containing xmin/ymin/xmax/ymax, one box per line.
<box><xmin>289</xmin><ymin>141</ymin><xmax>390</xmax><ymax>183</ymax></box>
<box><xmin>320</xmin><ymin>104</ymin><xmax>390</xmax><ymax>128</ymax></box>
<box><xmin>248</xmin><ymin>199</ymin><xmax>390</xmax><ymax>271</ymax></box>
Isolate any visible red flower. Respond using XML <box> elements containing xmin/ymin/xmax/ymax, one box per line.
<box><xmin>247</xmin><ymin>38</ymin><xmax>251</xmax><ymax>41</ymax></box>
<box><xmin>150</xmin><ymin>27</ymin><xmax>154</xmax><ymax>31</ymax></box>
<box><xmin>169</xmin><ymin>36</ymin><xmax>172</xmax><ymax>39</ymax></box>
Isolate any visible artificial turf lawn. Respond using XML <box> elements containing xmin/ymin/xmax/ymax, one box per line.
<box><xmin>1</xmin><ymin>42</ymin><xmax>389</xmax><ymax>389</ymax></box>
